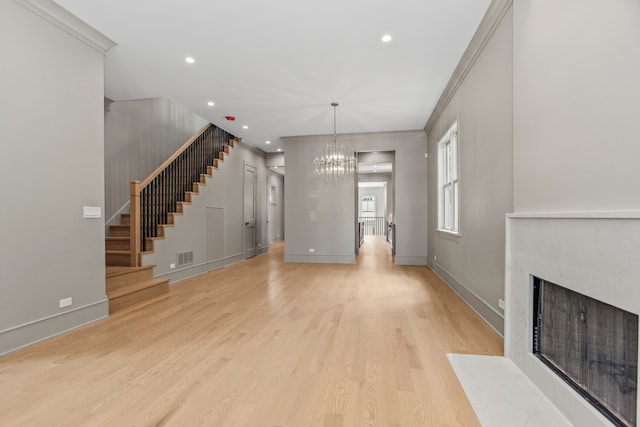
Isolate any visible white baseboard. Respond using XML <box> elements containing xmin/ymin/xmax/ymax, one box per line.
<box><xmin>0</xmin><ymin>299</ymin><xmax>109</xmax><ymax>356</ymax></box>
<box><xmin>429</xmin><ymin>260</ymin><xmax>504</xmax><ymax>336</ymax></box>
<box><xmin>284</xmin><ymin>253</ymin><xmax>355</xmax><ymax>264</ymax></box>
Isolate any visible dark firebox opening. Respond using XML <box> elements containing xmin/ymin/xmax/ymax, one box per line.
<box><xmin>533</xmin><ymin>277</ymin><xmax>638</xmax><ymax>427</ymax></box>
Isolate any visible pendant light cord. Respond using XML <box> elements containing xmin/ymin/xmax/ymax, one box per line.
<box><xmin>332</xmin><ymin>102</ymin><xmax>338</xmax><ymax>146</ymax></box>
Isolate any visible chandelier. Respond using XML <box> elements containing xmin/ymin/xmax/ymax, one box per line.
<box><xmin>313</xmin><ymin>102</ymin><xmax>357</xmax><ymax>183</ymax></box>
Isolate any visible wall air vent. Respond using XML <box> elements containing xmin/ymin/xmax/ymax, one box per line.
<box><xmin>177</xmin><ymin>251</ymin><xmax>193</xmax><ymax>267</ymax></box>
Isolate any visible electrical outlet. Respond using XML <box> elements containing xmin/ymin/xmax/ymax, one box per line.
<box><xmin>170</xmin><ymin>263</ymin><xmax>176</xmax><ymax>269</ymax></box>
<box><xmin>434</xmin><ymin>255</ymin><xmax>437</xmax><ymax>261</ymax></box>
<box><xmin>308</xmin><ymin>248</ymin><xmax>315</xmax><ymax>253</ymax></box>
<box><xmin>498</xmin><ymin>299</ymin><xmax>505</xmax><ymax>310</ymax></box>
<box><xmin>59</xmin><ymin>297</ymin><xmax>72</xmax><ymax>308</ymax></box>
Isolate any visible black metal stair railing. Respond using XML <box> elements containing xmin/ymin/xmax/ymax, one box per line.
<box><xmin>137</xmin><ymin>124</ymin><xmax>234</xmax><ymax>252</ymax></box>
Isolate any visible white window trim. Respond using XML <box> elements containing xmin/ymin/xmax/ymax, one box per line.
<box><xmin>437</xmin><ymin>122</ymin><xmax>460</xmax><ymax>236</ymax></box>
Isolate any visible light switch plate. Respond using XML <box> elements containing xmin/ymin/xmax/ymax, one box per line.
<box><xmin>83</xmin><ymin>206</ymin><xmax>102</xmax><ymax>218</ymax></box>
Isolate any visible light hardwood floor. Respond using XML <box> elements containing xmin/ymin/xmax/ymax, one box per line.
<box><xmin>0</xmin><ymin>237</ymin><xmax>503</xmax><ymax>426</ymax></box>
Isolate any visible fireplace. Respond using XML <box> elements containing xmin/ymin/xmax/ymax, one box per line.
<box><xmin>506</xmin><ymin>213</ymin><xmax>640</xmax><ymax>427</ymax></box>
<box><xmin>532</xmin><ymin>277</ymin><xmax>638</xmax><ymax>426</ymax></box>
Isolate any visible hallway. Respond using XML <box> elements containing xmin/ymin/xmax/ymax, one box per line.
<box><xmin>1</xmin><ymin>242</ymin><xmax>503</xmax><ymax>426</ymax></box>
<box><xmin>357</xmin><ymin>235</ymin><xmax>394</xmax><ymax>268</ymax></box>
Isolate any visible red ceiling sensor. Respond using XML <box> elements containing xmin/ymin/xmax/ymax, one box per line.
<box><xmin>225</xmin><ymin>116</ymin><xmax>236</xmax><ymax>121</ymax></box>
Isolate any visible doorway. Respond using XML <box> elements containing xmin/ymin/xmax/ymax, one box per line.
<box><xmin>267</xmin><ymin>170</ymin><xmax>285</xmax><ymax>246</ymax></box>
<box><xmin>355</xmin><ymin>151</ymin><xmax>395</xmax><ymax>256</ymax></box>
<box><xmin>244</xmin><ymin>162</ymin><xmax>257</xmax><ymax>259</ymax></box>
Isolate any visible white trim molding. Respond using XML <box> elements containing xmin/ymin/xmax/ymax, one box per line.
<box><xmin>0</xmin><ymin>300</ymin><xmax>108</xmax><ymax>356</ymax></box>
<box><xmin>425</xmin><ymin>0</ymin><xmax>512</xmax><ymax>134</ymax></box>
<box><xmin>16</xmin><ymin>0</ymin><xmax>116</xmax><ymax>54</ymax></box>
<box><xmin>284</xmin><ymin>254</ymin><xmax>356</xmax><ymax>264</ymax></box>
<box><xmin>430</xmin><ymin>260</ymin><xmax>504</xmax><ymax>335</ymax></box>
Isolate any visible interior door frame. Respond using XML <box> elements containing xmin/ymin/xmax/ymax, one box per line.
<box><xmin>243</xmin><ymin>161</ymin><xmax>257</xmax><ymax>258</ymax></box>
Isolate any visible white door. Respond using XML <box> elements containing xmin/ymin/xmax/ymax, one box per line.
<box><xmin>244</xmin><ymin>164</ymin><xmax>257</xmax><ymax>258</ymax></box>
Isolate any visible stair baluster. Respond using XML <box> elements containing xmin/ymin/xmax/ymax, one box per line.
<box><xmin>128</xmin><ymin>123</ymin><xmax>236</xmax><ymax>266</ymax></box>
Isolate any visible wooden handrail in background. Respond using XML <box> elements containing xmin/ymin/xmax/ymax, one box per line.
<box><xmin>140</xmin><ymin>123</ymin><xmax>212</xmax><ymax>189</ymax></box>
<box><xmin>130</xmin><ymin>180</ymin><xmax>141</xmax><ymax>266</ymax></box>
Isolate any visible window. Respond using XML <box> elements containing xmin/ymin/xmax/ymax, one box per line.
<box><xmin>437</xmin><ymin>123</ymin><xmax>459</xmax><ymax>233</ymax></box>
<box><xmin>361</xmin><ymin>196</ymin><xmax>375</xmax><ymax>213</ymax></box>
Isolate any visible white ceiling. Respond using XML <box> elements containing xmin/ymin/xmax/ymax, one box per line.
<box><xmin>55</xmin><ymin>0</ymin><xmax>491</xmax><ymax>153</ymax></box>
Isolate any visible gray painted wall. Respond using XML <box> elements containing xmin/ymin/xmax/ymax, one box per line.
<box><xmin>142</xmin><ymin>142</ymin><xmax>268</xmax><ymax>283</ymax></box>
<box><xmin>104</xmin><ymin>98</ymin><xmax>209</xmax><ymax>226</ymax></box>
<box><xmin>426</xmin><ymin>6</ymin><xmax>513</xmax><ymax>335</ymax></box>
<box><xmin>513</xmin><ymin>0</ymin><xmax>640</xmax><ymax>212</ymax></box>
<box><xmin>265</xmin><ymin>153</ymin><xmax>284</xmax><ymax>168</ymax></box>
<box><xmin>267</xmin><ymin>172</ymin><xmax>285</xmax><ymax>244</ymax></box>
<box><xmin>0</xmin><ymin>0</ymin><xmax>109</xmax><ymax>354</ymax></box>
<box><xmin>283</xmin><ymin>131</ymin><xmax>427</xmax><ymax>265</ymax></box>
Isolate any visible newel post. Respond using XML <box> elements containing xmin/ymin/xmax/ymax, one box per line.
<box><xmin>130</xmin><ymin>180</ymin><xmax>141</xmax><ymax>267</ymax></box>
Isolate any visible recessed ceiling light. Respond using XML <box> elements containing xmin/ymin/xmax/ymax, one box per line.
<box><xmin>185</xmin><ymin>57</ymin><xmax>195</xmax><ymax>63</ymax></box>
<box><xmin>207</xmin><ymin>101</ymin><xmax>214</xmax><ymax>106</ymax></box>
<box><xmin>277</xmin><ymin>148</ymin><xmax>282</xmax><ymax>152</ymax></box>
<box><xmin>242</xmin><ymin>125</ymin><xmax>248</xmax><ymax>129</ymax></box>
<box><xmin>274</xmin><ymin>166</ymin><xmax>278</xmax><ymax>169</ymax></box>
<box><xmin>381</xmin><ymin>34</ymin><xmax>392</xmax><ymax>43</ymax></box>
<box><xmin>265</xmin><ymin>140</ymin><xmax>271</xmax><ymax>144</ymax></box>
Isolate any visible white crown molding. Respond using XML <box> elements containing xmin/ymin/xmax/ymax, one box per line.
<box><xmin>15</xmin><ymin>0</ymin><xmax>116</xmax><ymax>54</ymax></box>
<box><xmin>424</xmin><ymin>0</ymin><xmax>512</xmax><ymax>134</ymax></box>
<box><xmin>507</xmin><ymin>211</ymin><xmax>640</xmax><ymax>219</ymax></box>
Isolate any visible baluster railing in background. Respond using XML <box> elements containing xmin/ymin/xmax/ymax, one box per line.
<box><xmin>358</xmin><ymin>216</ymin><xmax>385</xmax><ymax>236</ymax></box>
<box><xmin>129</xmin><ymin>124</ymin><xmax>236</xmax><ymax>266</ymax></box>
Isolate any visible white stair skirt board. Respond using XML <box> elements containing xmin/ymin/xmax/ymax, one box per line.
<box><xmin>448</xmin><ymin>354</ymin><xmax>573</xmax><ymax>427</ymax></box>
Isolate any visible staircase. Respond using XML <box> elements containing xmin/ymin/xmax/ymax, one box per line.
<box><xmin>104</xmin><ymin>124</ymin><xmax>237</xmax><ymax>314</ymax></box>
<box><xmin>105</xmin><ymin>213</ymin><xmax>169</xmax><ymax>314</ymax></box>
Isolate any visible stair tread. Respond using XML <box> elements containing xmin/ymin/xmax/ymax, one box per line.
<box><xmin>107</xmin><ymin>277</ymin><xmax>169</xmax><ymax>299</ymax></box>
<box><xmin>106</xmin><ymin>265</ymin><xmax>154</xmax><ymax>278</ymax></box>
<box><xmin>105</xmin><ymin>139</ymin><xmax>233</xmax><ymax>270</ymax></box>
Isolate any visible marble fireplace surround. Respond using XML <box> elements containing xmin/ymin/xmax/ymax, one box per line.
<box><xmin>505</xmin><ymin>212</ymin><xmax>640</xmax><ymax>426</ymax></box>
